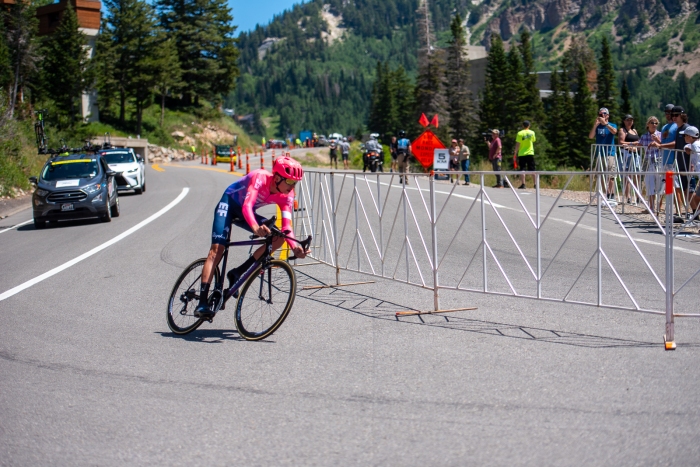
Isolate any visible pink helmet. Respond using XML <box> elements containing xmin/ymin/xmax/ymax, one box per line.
<box><xmin>273</xmin><ymin>156</ymin><xmax>303</xmax><ymax>181</ymax></box>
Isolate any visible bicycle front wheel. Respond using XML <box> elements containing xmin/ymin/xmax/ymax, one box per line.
<box><xmin>167</xmin><ymin>258</ymin><xmax>220</xmax><ymax>335</ymax></box>
<box><xmin>235</xmin><ymin>259</ymin><xmax>296</xmax><ymax>340</ymax></box>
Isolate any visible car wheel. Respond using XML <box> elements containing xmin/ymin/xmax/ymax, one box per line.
<box><xmin>110</xmin><ymin>196</ymin><xmax>120</xmax><ymax>217</ymax></box>
<box><xmin>34</xmin><ymin>217</ymin><xmax>46</xmax><ymax>229</ymax></box>
<box><xmin>135</xmin><ymin>186</ymin><xmax>143</xmax><ymax>194</ymax></box>
<box><xmin>101</xmin><ymin>199</ymin><xmax>112</xmax><ymax>223</ymax></box>
<box><xmin>142</xmin><ymin>178</ymin><xmax>146</xmax><ymax>193</ymax></box>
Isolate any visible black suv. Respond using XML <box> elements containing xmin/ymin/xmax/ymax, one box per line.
<box><xmin>30</xmin><ymin>153</ymin><xmax>120</xmax><ymax>228</ymax></box>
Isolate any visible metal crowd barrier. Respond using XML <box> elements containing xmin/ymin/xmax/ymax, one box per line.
<box><xmin>292</xmin><ymin>164</ymin><xmax>700</xmax><ymax>349</ymax></box>
<box><xmin>590</xmin><ymin>144</ymin><xmax>692</xmax><ymax>219</ymax></box>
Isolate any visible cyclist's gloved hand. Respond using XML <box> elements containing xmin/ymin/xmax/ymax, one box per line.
<box><xmin>253</xmin><ymin>224</ymin><xmax>271</xmax><ymax>238</ymax></box>
<box><xmin>292</xmin><ymin>245</ymin><xmax>309</xmax><ymax>259</ymax></box>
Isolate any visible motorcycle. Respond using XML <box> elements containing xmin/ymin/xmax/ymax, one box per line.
<box><xmin>366</xmin><ymin>149</ymin><xmax>383</xmax><ymax>173</ymax></box>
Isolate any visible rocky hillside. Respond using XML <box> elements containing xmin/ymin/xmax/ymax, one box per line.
<box><xmin>230</xmin><ymin>0</ymin><xmax>700</xmax><ymax>136</ymax></box>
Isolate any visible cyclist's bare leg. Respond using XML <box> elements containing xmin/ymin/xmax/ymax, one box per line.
<box><xmin>201</xmin><ymin>244</ymin><xmax>225</xmax><ymax>284</ymax></box>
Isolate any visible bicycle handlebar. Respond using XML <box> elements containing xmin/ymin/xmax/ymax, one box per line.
<box><xmin>248</xmin><ymin>215</ymin><xmax>312</xmax><ymax>260</ymax></box>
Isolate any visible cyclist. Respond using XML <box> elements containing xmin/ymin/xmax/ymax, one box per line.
<box><xmin>194</xmin><ymin>156</ymin><xmax>309</xmax><ymax>318</ymax></box>
<box><xmin>396</xmin><ymin>130</ymin><xmax>411</xmax><ymax>184</ymax></box>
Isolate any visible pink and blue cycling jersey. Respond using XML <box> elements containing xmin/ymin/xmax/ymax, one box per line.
<box><xmin>223</xmin><ymin>169</ymin><xmax>297</xmax><ymax>246</ymax></box>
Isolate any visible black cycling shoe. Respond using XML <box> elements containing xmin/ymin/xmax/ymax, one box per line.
<box><xmin>194</xmin><ymin>302</ymin><xmax>215</xmax><ymax>319</ymax></box>
<box><xmin>227</xmin><ymin>269</ymin><xmax>241</xmax><ymax>298</ymax></box>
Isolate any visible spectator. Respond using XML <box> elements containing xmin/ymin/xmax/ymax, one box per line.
<box><xmin>340</xmin><ymin>137</ymin><xmax>350</xmax><ymax>170</ymax></box>
<box><xmin>449</xmin><ymin>139</ymin><xmax>460</xmax><ymax>183</ymax></box>
<box><xmin>458</xmin><ymin>138</ymin><xmax>470</xmax><ymax>186</ymax></box>
<box><xmin>683</xmin><ymin>126</ymin><xmax>700</xmax><ymax>216</ymax></box>
<box><xmin>295</xmin><ymin>137</ymin><xmax>302</xmax><ymax>148</ymax></box>
<box><xmin>396</xmin><ymin>130</ymin><xmax>411</xmax><ymax>185</ymax></box>
<box><xmin>588</xmin><ymin>107</ymin><xmax>618</xmax><ymax>199</ymax></box>
<box><xmin>619</xmin><ymin>114</ymin><xmax>640</xmax><ymax>204</ymax></box>
<box><xmin>514</xmin><ymin>120</ymin><xmax>537</xmax><ymax>189</ymax></box>
<box><xmin>329</xmin><ymin>139</ymin><xmax>339</xmax><ymax>170</ymax></box>
<box><xmin>486</xmin><ymin>129</ymin><xmax>503</xmax><ymax>188</ymax></box>
<box><xmin>630</xmin><ymin>116</ymin><xmax>662</xmax><ymax>212</ymax></box>
<box><xmin>652</xmin><ymin>106</ymin><xmax>688</xmax><ymax>218</ymax></box>
<box><xmin>389</xmin><ymin>136</ymin><xmax>398</xmax><ymax>173</ymax></box>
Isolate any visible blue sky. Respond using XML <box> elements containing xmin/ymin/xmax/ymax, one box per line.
<box><xmin>230</xmin><ymin>0</ymin><xmax>304</xmax><ymax>35</ymax></box>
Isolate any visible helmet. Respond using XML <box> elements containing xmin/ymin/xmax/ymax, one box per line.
<box><xmin>342</xmin><ymin>137</ymin><xmax>347</xmax><ymax>142</ymax></box>
<box><xmin>369</xmin><ymin>133</ymin><xmax>379</xmax><ymax>140</ymax></box>
<box><xmin>398</xmin><ymin>130</ymin><xmax>406</xmax><ymax>137</ymax></box>
<box><xmin>273</xmin><ymin>156</ymin><xmax>303</xmax><ymax>181</ymax></box>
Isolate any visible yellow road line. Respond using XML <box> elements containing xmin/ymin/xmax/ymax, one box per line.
<box><xmin>151</xmin><ymin>164</ymin><xmax>165</xmax><ymax>172</ymax></box>
<box><xmin>162</xmin><ymin>163</ymin><xmax>243</xmax><ymax>176</ymax></box>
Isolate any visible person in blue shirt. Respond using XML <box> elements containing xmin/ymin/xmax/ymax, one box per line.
<box><xmin>588</xmin><ymin>107</ymin><xmax>618</xmax><ymax>199</ymax></box>
<box><xmin>396</xmin><ymin>130</ymin><xmax>412</xmax><ymax>185</ymax></box>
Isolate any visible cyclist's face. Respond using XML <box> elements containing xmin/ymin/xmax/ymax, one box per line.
<box><xmin>274</xmin><ymin>174</ymin><xmax>295</xmax><ymax>193</ymax></box>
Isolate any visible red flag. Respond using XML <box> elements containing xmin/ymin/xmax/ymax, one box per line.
<box><xmin>430</xmin><ymin>114</ymin><xmax>439</xmax><ymax>128</ymax></box>
<box><xmin>418</xmin><ymin>113</ymin><xmax>429</xmax><ymax>127</ymax></box>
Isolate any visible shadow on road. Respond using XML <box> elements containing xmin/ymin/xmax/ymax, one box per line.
<box><xmin>294</xmin><ymin>270</ymin><xmax>699</xmax><ymax>349</ymax></box>
<box><xmin>157</xmin><ymin>329</ymin><xmax>255</xmax><ymax>343</ymax></box>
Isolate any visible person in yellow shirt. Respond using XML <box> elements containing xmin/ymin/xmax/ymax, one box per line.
<box><xmin>514</xmin><ymin>120</ymin><xmax>536</xmax><ymax>189</ymax></box>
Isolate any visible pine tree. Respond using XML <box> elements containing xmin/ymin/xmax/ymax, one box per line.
<box><xmin>445</xmin><ymin>13</ymin><xmax>473</xmax><ymax>141</ymax></box>
<box><xmin>93</xmin><ymin>22</ymin><xmax>119</xmax><ymax>122</ymax></box>
<box><xmin>572</xmin><ymin>62</ymin><xmax>596</xmax><ymax>168</ymax></box>
<box><xmin>504</xmin><ymin>47</ymin><xmax>528</xmax><ymax>135</ymax></box>
<box><xmin>152</xmin><ymin>37</ymin><xmax>183</xmax><ymax>127</ymax></box>
<box><xmin>157</xmin><ymin>0</ymin><xmax>239</xmax><ymax>105</ymax></box>
<box><xmin>41</xmin><ymin>4</ymin><xmax>90</xmax><ymax>125</ymax></box>
<box><xmin>391</xmin><ymin>65</ymin><xmax>415</xmax><ymax>135</ymax></box>
<box><xmin>0</xmin><ymin>21</ymin><xmax>12</xmax><ymax>95</ymax></box>
<box><xmin>518</xmin><ymin>29</ymin><xmax>544</xmax><ymax>123</ymax></box>
<box><xmin>4</xmin><ymin>0</ymin><xmax>41</xmax><ymax>118</ymax></box>
<box><xmin>596</xmin><ymin>36</ymin><xmax>618</xmax><ymax>122</ymax></box>
<box><xmin>544</xmin><ymin>69</ymin><xmax>571</xmax><ymax>166</ymax></box>
<box><xmin>414</xmin><ymin>0</ymin><xmax>447</xmax><ymax>141</ymax></box>
<box><xmin>620</xmin><ymin>74</ymin><xmax>631</xmax><ymax>117</ymax></box>
<box><xmin>479</xmin><ymin>34</ymin><xmax>508</xmax><ymax>136</ymax></box>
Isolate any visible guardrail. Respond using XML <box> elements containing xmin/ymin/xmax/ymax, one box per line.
<box><xmin>292</xmin><ymin>167</ymin><xmax>700</xmax><ymax>349</ymax></box>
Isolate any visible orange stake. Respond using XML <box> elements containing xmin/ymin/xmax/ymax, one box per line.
<box><xmin>237</xmin><ymin>146</ymin><xmax>242</xmax><ymax>169</ymax></box>
<box><xmin>261</xmin><ymin>148</ymin><xmax>264</xmax><ymax>170</ymax></box>
<box><xmin>230</xmin><ymin>147</ymin><xmax>234</xmax><ymax>172</ymax></box>
<box><xmin>246</xmin><ymin>150</ymin><xmax>250</xmax><ymax>175</ymax></box>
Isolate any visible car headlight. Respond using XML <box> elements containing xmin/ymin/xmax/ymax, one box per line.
<box><xmin>35</xmin><ymin>189</ymin><xmax>48</xmax><ymax>197</ymax></box>
<box><xmin>127</xmin><ymin>168</ymin><xmax>138</xmax><ymax>173</ymax></box>
<box><xmin>83</xmin><ymin>183</ymin><xmax>102</xmax><ymax>194</ymax></box>
<box><xmin>92</xmin><ymin>193</ymin><xmax>103</xmax><ymax>203</ymax></box>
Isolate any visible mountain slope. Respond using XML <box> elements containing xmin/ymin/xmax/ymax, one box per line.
<box><xmin>229</xmin><ymin>0</ymin><xmax>700</xmax><ymax>138</ymax></box>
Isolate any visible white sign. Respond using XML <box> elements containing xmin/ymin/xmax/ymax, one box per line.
<box><xmin>433</xmin><ymin>149</ymin><xmax>449</xmax><ymax>170</ymax></box>
<box><xmin>56</xmin><ymin>180</ymin><xmax>80</xmax><ymax>187</ymax></box>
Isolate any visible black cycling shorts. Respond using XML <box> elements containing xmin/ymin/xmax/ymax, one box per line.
<box><xmin>211</xmin><ymin>192</ymin><xmax>267</xmax><ymax>245</ymax></box>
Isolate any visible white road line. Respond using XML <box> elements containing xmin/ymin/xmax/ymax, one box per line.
<box><xmin>0</xmin><ymin>219</ymin><xmax>34</xmax><ymax>234</ymax></box>
<box><xmin>335</xmin><ymin>175</ymin><xmax>700</xmax><ymax>257</ymax></box>
<box><xmin>0</xmin><ymin>188</ymin><xmax>189</xmax><ymax>302</ymax></box>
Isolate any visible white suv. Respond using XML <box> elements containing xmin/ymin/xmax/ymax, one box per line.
<box><xmin>100</xmin><ymin>148</ymin><xmax>146</xmax><ymax>194</ymax></box>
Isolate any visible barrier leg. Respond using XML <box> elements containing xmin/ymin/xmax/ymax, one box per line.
<box><xmin>664</xmin><ymin>171</ymin><xmax>676</xmax><ymax>350</ymax></box>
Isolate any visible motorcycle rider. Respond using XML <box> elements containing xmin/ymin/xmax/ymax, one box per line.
<box><xmin>396</xmin><ymin>130</ymin><xmax>411</xmax><ymax>185</ymax></box>
<box><xmin>364</xmin><ymin>133</ymin><xmax>382</xmax><ymax>172</ymax></box>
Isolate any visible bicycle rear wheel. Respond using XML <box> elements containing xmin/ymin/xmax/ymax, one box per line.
<box><xmin>235</xmin><ymin>259</ymin><xmax>295</xmax><ymax>340</ymax></box>
<box><xmin>167</xmin><ymin>258</ymin><xmax>220</xmax><ymax>335</ymax></box>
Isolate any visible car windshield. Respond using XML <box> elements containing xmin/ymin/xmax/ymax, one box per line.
<box><xmin>103</xmin><ymin>151</ymin><xmax>135</xmax><ymax>164</ymax></box>
<box><xmin>42</xmin><ymin>159</ymin><xmax>99</xmax><ymax>180</ymax></box>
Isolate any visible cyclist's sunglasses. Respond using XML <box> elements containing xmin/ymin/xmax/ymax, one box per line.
<box><xmin>283</xmin><ymin>177</ymin><xmax>298</xmax><ymax>186</ymax></box>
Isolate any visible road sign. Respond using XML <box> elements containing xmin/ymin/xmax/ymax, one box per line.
<box><xmin>433</xmin><ymin>149</ymin><xmax>449</xmax><ymax>170</ymax></box>
<box><xmin>412</xmin><ymin>130</ymin><xmax>445</xmax><ymax>169</ymax></box>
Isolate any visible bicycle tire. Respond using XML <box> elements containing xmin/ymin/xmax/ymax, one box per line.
<box><xmin>167</xmin><ymin>258</ymin><xmax>220</xmax><ymax>335</ymax></box>
<box><xmin>235</xmin><ymin>259</ymin><xmax>296</xmax><ymax>341</ymax></box>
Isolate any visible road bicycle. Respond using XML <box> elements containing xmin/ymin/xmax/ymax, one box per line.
<box><xmin>167</xmin><ymin>217</ymin><xmax>312</xmax><ymax>341</ymax></box>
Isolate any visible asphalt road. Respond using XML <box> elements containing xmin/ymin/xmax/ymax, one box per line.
<box><xmin>1</xmin><ymin>161</ymin><xmax>700</xmax><ymax>466</ymax></box>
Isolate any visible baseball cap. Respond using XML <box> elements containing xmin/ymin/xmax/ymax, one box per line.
<box><xmin>491</xmin><ymin>129</ymin><xmax>499</xmax><ymax>134</ymax></box>
<box><xmin>680</xmin><ymin>126</ymin><xmax>699</xmax><ymax>138</ymax></box>
<box><xmin>598</xmin><ymin>107</ymin><xmax>609</xmax><ymax>114</ymax></box>
<box><xmin>664</xmin><ymin>104</ymin><xmax>675</xmax><ymax>112</ymax></box>
<box><xmin>624</xmin><ymin>114</ymin><xmax>634</xmax><ymax>120</ymax></box>
<box><xmin>672</xmin><ymin>105</ymin><xmax>685</xmax><ymax>114</ymax></box>
<box><xmin>451</xmin><ymin>139</ymin><xmax>457</xmax><ymax>143</ymax></box>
